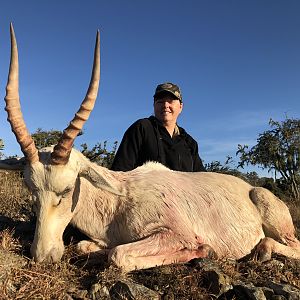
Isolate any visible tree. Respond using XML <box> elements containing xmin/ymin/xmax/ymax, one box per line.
<box><xmin>205</xmin><ymin>156</ymin><xmax>237</xmax><ymax>174</ymax></box>
<box><xmin>80</xmin><ymin>141</ymin><xmax>118</xmax><ymax>168</ymax></box>
<box><xmin>237</xmin><ymin>118</ymin><xmax>300</xmax><ymax>200</ymax></box>
<box><xmin>205</xmin><ymin>156</ymin><xmax>261</xmax><ymax>186</ymax></box>
<box><xmin>31</xmin><ymin>128</ymin><xmax>117</xmax><ymax>168</ymax></box>
<box><xmin>31</xmin><ymin>128</ymin><xmax>63</xmax><ymax>149</ymax></box>
<box><xmin>0</xmin><ymin>139</ymin><xmax>4</xmax><ymax>159</ymax></box>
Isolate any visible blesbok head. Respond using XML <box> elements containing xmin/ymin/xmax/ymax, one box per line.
<box><xmin>3</xmin><ymin>23</ymin><xmax>105</xmax><ymax>262</ymax></box>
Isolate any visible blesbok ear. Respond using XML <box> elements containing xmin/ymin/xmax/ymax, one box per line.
<box><xmin>79</xmin><ymin>165</ymin><xmax>124</xmax><ymax>196</ymax></box>
<box><xmin>0</xmin><ymin>157</ymin><xmax>26</xmax><ymax>170</ymax></box>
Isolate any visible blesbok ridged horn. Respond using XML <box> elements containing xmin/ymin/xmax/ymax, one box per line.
<box><xmin>4</xmin><ymin>23</ymin><xmax>39</xmax><ymax>164</ymax></box>
<box><xmin>51</xmin><ymin>31</ymin><xmax>100</xmax><ymax>165</ymax></box>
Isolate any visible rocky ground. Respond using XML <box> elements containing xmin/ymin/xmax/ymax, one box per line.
<box><xmin>0</xmin><ymin>170</ymin><xmax>300</xmax><ymax>299</ymax></box>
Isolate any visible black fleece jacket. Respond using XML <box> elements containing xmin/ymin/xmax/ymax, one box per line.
<box><xmin>111</xmin><ymin>116</ymin><xmax>206</xmax><ymax>172</ymax></box>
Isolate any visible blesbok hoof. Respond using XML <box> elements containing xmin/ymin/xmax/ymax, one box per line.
<box><xmin>198</xmin><ymin>244</ymin><xmax>218</xmax><ymax>260</ymax></box>
<box><xmin>255</xmin><ymin>237</ymin><xmax>273</xmax><ymax>262</ymax></box>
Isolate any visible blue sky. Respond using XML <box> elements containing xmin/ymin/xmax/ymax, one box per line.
<box><xmin>0</xmin><ymin>1</ymin><xmax>299</xmax><ymax>175</ymax></box>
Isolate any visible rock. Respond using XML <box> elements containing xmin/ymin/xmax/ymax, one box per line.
<box><xmin>89</xmin><ymin>283</ymin><xmax>110</xmax><ymax>300</ymax></box>
<box><xmin>67</xmin><ymin>288</ymin><xmax>88</xmax><ymax>300</ymax></box>
<box><xmin>219</xmin><ymin>280</ymin><xmax>300</xmax><ymax>300</ymax></box>
<box><xmin>266</xmin><ymin>282</ymin><xmax>300</xmax><ymax>300</ymax></box>
<box><xmin>261</xmin><ymin>287</ymin><xmax>275</xmax><ymax>299</ymax></box>
<box><xmin>232</xmin><ymin>282</ymin><xmax>267</xmax><ymax>300</ymax></box>
<box><xmin>271</xmin><ymin>296</ymin><xmax>287</xmax><ymax>300</ymax></box>
<box><xmin>203</xmin><ymin>268</ymin><xmax>232</xmax><ymax>296</ymax></box>
<box><xmin>194</xmin><ymin>258</ymin><xmax>232</xmax><ymax>296</ymax></box>
<box><xmin>188</xmin><ymin>257</ymin><xmax>220</xmax><ymax>269</ymax></box>
<box><xmin>109</xmin><ymin>280</ymin><xmax>160</xmax><ymax>300</ymax></box>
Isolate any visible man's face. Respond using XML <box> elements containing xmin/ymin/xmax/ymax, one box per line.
<box><xmin>154</xmin><ymin>94</ymin><xmax>183</xmax><ymax>125</ymax></box>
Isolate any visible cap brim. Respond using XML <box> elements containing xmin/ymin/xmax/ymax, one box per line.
<box><xmin>153</xmin><ymin>90</ymin><xmax>180</xmax><ymax>100</ymax></box>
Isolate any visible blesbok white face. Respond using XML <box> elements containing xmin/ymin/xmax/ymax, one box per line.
<box><xmin>24</xmin><ymin>149</ymin><xmax>80</xmax><ymax>262</ymax></box>
<box><xmin>3</xmin><ymin>24</ymin><xmax>100</xmax><ymax>262</ymax></box>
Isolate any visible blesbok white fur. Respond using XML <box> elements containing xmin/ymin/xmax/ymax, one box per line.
<box><xmin>25</xmin><ymin>147</ymin><xmax>300</xmax><ymax>271</ymax></box>
<box><xmin>1</xmin><ymin>24</ymin><xmax>300</xmax><ymax>272</ymax></box>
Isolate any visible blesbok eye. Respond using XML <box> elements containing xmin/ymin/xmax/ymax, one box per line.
<box><xmin>56</xmin><ymin>198</ymin><xmax>62</xmax><ymax>207</ymax></box>
<box><xmin>56</xmin><ymin>187</ymin><xmax>72</xmax><ymax>198</ymax></box>
<box><xmin>62</xmin><ymin>187</ymin><xmax>72</xmax><ymax>197</ymax></box>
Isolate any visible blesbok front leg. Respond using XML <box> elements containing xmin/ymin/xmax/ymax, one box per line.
<box><xmin>108</xmin><ymin>231</ymin><xmax>216</xmax><ymax>272</ymax></box>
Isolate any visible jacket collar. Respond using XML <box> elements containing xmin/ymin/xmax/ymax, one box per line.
<box><xmin>149</xmin><ymin>116</ymin><xmax>187</xmax><ymax>138</ymax></box>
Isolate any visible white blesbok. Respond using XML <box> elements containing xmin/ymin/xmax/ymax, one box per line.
<box><xmin>1</xmin><ymin>24</ymin><xmax>300</xmax><ymax>272</ymax></box>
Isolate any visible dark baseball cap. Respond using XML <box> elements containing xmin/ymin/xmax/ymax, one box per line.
<box><xmin>153</xmin><ymin>82</ymin><xmax>182</xmax><ymax>102</ymax></box>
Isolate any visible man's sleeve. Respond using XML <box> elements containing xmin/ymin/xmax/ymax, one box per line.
<box><xmin>111</xmin><ymin>121</ymin><xmax>144</xmax><ymax>171</ymax></box>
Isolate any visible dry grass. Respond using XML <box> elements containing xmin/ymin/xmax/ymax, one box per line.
<box><xmin>0</xmin><ymin>228</ymin><xmax>21</xmax><ymax>252</ymax></box>
<box><xmin>0</xmin><ymin>170</ymin><xmax>300</xmax><ymax>299</ymax></box>
<box><xmin>0</xmin><ymin>170</ymin><xmax>33</xmax><ymax>221</ymax></box>
<box><xmin>130</xmin><ymin>264</ymin><xmax>212</xmax><ymax>299</ymax></box>
<box><xmin>287</xmin><ymin>201</ymin><xmax>300</xmax><ymax>238</ymax></box>
<box><xmin>0</xmin><ymin>229</ymin><xmax>99</xmax><ymax>299</ymax></box>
